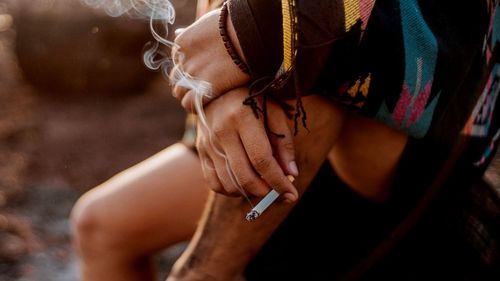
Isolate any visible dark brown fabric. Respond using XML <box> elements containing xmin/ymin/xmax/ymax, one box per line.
<box><xmin>227</xmin><ymin>0</ymin><xmax>282</xmax><ymax>79</ymax></box>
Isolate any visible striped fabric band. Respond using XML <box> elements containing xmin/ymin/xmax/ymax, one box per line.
<box><xmin>280</xmin><ymin>0</ymin><xmax>297</xmax><ymax>73</ymax></box>
<box><xmin>343</xmin><ymin>0</ymin><xmax>376</xmax><ymax>32</ymax></box>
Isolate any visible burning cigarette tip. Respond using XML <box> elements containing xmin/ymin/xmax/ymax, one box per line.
<box><xmin>245</xmin><ymin>175</ymin><xmax>296</xmax><ymax>222</ymax></box>
<box><xmin>245</xmin><ymin>189</ymin><xmax>280</xmax><ymax>222</ymax></box>
<box><xmin>245</xmin><ymin>210</ymin><xmax>260</xmax><ymax>221</ymax></box>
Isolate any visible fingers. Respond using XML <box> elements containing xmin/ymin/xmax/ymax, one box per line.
<box><xmin>197</xmin><ymin>122</ymin><xmax>249</xmax><ymax>197</ymax></box>
<box><xmin>267</xmin><ymin>102</ymin><xmax>299</xmax><ymax>177</ymax></box>
<box><xmin>210</xmin><ymin>153</ymin><xmax>242</xmax><ymax>197</ymax></box>
<box><xmin>174</xmin><ymin>28</ymin><xmax>185</xmax><ymax>37</ymax></box>
<box><xmin>215</xmin><ymin>126</ymin><xmax>272</xmax><ymax>198</ymax></box>
<box><xmin>198</xmin><ymin>136</ymin><xmax>240</xmax><ymax>197</ymax></box>
<box><xmin>201</xmin><ymin>120</ymin><xmax>271</xmax><ymax>198</ymax></box>
<box><xmin>170</xmin><ymin>65</ymin><xmax>214</xmax><ymax>112</ymax></box>
<box><xmin>237</xmin><ymin>110</ymin><xmax>298</xmax><ymax>202</ymax></box>
<box><xmin>169</xmin><ymin>9</ymin><xmax>251</xmax><ymax>112</ymax></box>
<box><xmin>198</xmin><ymin>149</ymin><xmax>227</xmax><ymax>195</ymax></box>
<box><xmin>181</xmin><ymin>90</ymin><xmax>213</xmax><ymax>113</ymax></box>
<box><xmin>195</xmin><ymin>88</ymin><xmax>298</xmax><ymax>202</ymax></box>
<box><xmin>169</xmin><ymin>64</ymin><xmax>186</xmax><ymax>97</ymax></box>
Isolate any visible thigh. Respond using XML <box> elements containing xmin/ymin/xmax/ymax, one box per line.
<box><xmin>77</xmin><ymin>143</ymin><xmax>208</xmax><ymax>255</ymax></box>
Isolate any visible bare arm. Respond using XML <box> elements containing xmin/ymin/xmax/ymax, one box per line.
<box><xmin>166</xmin><ymin>94</ymin><xmax>346</xmax><ymax>281</ymax></box>
<box><xmin>171</xmin><ymin>8</ymin><xmax>250</xmax><ymax>111</ymax></box>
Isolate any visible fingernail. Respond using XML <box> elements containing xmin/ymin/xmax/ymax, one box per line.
<box><xmin>288</xmin><ymin>161</ymin><xmax>299</xmax><ymax>176</ymax></box>
<box><xmin>283</xmin><ymin>193</ymin><xmax>297</xmax><ymax>203</ymax></box>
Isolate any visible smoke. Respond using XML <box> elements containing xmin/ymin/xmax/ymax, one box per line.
<box><xmin>81</xmin><ymin>0</ymin><xmax>175</xmax><ymax>19</ymax></box>
<box><xmin>80</xmin><ymin>0</ymin><xmax>210</xmax><ymax>139</ymax></box>
<box><xmin>81</xmin><ymin>0</ymin><xmax>253</xmax><ymax>205</ymax></box>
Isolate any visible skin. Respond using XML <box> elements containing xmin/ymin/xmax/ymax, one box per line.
<box><xmin>196</xmin><ymin>89</ymin><xmax>299</xmax><ymax>201</ymax></box>
<box><xmin>71</xmin><ymin>4</ymin><xmax>232</xmax><ymax>281</ymax></box>
<box><xmin>165</xmin><ymin>93</ymin><xmax>409</xmax><ymax>281</ymax></box>
<box><xmin>71</xmin><ymin>3</ymin><xmax>409</xmax><ymax>281</ymax></box>
<box><xmin>71</xmin><ymin>144</ymin><xmax>209</xmax><ymax>281</ymax></box>
<box><xmin>166</xmin><ymin>6</ymin><xmax>409</xmax><ymax>281</ymax></box>
<box><xmin>171</xmin><ymin>8</ymin><xmax>249</xmax><ymax>111</ymax></box>
<box><xmin>69</xmin><ymin>93</ymin><xmax>342</xmax><ymax>281</ymax></box>
<box><xmin>170</xmin><ymin>7</ymin><xmax>408</xmax><ymax>202</ymax></box>
<box><xmin>167</xmin><ymin>93</ymin><xmax>348</xmax><ymax>281</ymax></box>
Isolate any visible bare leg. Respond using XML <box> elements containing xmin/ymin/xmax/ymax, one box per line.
<box><xmin>70</xmin><ymin>143</ymin><xmax>208</xmax><ymax>281</ymax></box>
<box><xmin>166</xmin><ymin>96</ymin><xmax>346</xmax><ymax>281</ymax></box>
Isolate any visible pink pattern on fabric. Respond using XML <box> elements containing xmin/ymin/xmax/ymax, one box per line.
<box><xmin>462</xmin><ymin>68</ymin><xmax>494</xmax><ymax>135</ymax></box>
<box><xmin>407</xmin><ymin>81</ymin><xmax>433</xmax><ymax>126</ymax></box>
<box><xmin>360</xmin><ymin>0</ymin><xmax>375</xmax><ymax>31</ymax></box>
<box><xmin>392</xmin><ymin>84</ymin><xmax>412</xmax><ymax>127</ymax></box>
<box><xmin>485</xmin><ymin>3</ymin><xmax>497</xmax><ymax>64</ymax></box>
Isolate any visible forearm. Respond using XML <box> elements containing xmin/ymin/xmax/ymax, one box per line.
<box><xmin>170</xmin><ymin>192</ymin><xmax>296</xmax><ymax>280</ymax></box>
<box><xmin>168</xmin><ymin>96</ymin><xmax>345</xmax><ymax>281</ymax></box>
<box><xmin>172</xmin><ymin>0</ymin><xmax>365</xmax><ymax>109</ymax></box>
<box><xmin>228</xmin><ymin>0</ymin><xmax>366</xmax><ymax>93</ymax></box>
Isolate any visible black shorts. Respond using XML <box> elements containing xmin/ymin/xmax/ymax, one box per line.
<box><xmin>245</xmin><ymin>161</ymin><xmax>392</xmax><ymax>281</ymax></box>
<box><xmin>245</xmin><ymin>161</ymin><xmax>498</xmax><ymax>281</ymax></box>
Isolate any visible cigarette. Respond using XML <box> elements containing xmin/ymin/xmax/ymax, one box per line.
<box><xmin>245</xmin><ymin>175</ymin><xmax>295</xmax><ymax>222</ymax></box>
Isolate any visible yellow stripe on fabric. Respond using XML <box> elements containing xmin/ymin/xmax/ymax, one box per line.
<box><xmin>347</xmin><ymin>79</ymin><xmax>361</xmax><ymax>98</ymax></box>
<box><xmin>343</xmin><ymin>0</ymin><xmax>361</xmax><ymax>31</ymax></box>
<box><xmin>281</xmin><ymin>0</ymin><xmax>293</xmax><ymax>71</ymax></box>
<box><xmin>360</xmin><ymin>73</ymin><xmax>371</xmax><ymax>98</ymax></box>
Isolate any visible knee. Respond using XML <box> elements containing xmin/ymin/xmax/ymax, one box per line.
<box><xmin>70</xmin><ymin>191</ymin><xmax>117</xmax><ymax>258</ymax></box>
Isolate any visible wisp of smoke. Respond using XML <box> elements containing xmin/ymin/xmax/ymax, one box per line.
<box><xmin>81</xmin><ymin>0</ymin><xmax>174</xmax><ymax>19</ymax></box>
<box><xmin>81</xmin><ymin>0</ymin><xmax>253</xmax><ymax>205</ymax></box>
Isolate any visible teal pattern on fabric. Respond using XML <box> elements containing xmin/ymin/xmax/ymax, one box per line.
<box><xmin>375</xmin><ymin>0</ymin><xmax>439</xmax><ymax>138</ymax></box>
<box><xmin>484</xmin><ymin>2</ymin><xmax>500</xmax><ymax>63</ymax></box>
<box><xmin>493</xmin><ymin>5</ymin><xmax>500</xmax><ymax>45</ymax></box>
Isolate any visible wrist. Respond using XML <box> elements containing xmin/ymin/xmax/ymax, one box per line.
<box><xmin>219</xmin><ymin>1</ymin><xmax>249</xmax><ymax>74</ymax></box>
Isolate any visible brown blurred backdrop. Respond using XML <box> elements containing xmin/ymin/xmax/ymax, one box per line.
<box><xmin>0</xmin><ymin>0</ymin><xmax>195</xmax><ymax>280</ymax></box>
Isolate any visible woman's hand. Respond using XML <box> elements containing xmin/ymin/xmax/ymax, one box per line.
<box><xmin>171</xmin><ymin>9</ymin><xmax>251</xmax><ymax>111</ymax></box>
<box><xmin>196</xmin><ymin>88</ymin><xmax>299</xmax><ymax>202</ymax></box>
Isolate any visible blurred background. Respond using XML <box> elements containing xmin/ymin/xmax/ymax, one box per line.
<box><xmin>0</xmin><ymin>0</ymin><xmax>195</xmax><ymax>280</ymax></box>
<box><xmin>1</xmin><ymin>1</ymin><xmax>499</xmax><ymax>281</ymax></box>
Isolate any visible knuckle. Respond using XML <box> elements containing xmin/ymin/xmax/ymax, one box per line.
<box><xmin>224</xmin><ymin>186</ymin><xmax>241</xmax><ymax>197</ymax></box>
<box><xmin>251</xmin><ymin>155</ymin><xmax>272</xmax><ymax>172</ymax></box>
<box><xmin>229</xmin><ymin>107</ymin><xmax>243</xmax><ymax>122</ymax></box>
<box><xmin>237</xmin><ymin>176</ymin><xmax>268</xmax><ymax>197</ymax></box>
<box><xmin>172</xmin><ymin>88</ymin><xmax>183</xmax><ymax>100</ymax></box>
<box><xmin>173</xmin><ymin>32</ymin><xmax>187</xmax><ymax>48</ymax></box>
<box><xmin>280</xmin><ymin>140</ymin><xmax>295</xmax><ymax>152</ymax></box>
<box><xmin>204</xmin><ymin>175</ymin><xmax>224</xmax><ymax>194</ymax></box>
<box><xmin>238</xmin><ymin>176</ymin><xmax>255</xmax><ymax>192</ymax></box>
<box><xmin>210</xmin><ymin>185</ymin><xmax>225</xmax><ymax>194</ymax></box>
<box><xmin>238</xmin><ymin>106</ymin><xmax>256</xmax><ymax>121</ymax></box>
<box><xmin>181</xmin><ymin>95</ymin><xmax>196</xmax><ymax>112</ymax></box>
<box><xmin>212</xmin><ymin>125</ymin><xmax>228</xmax><ymax>138</ymax></box>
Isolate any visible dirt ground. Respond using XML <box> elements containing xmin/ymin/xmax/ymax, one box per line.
<box><xmin>0</xmin><ymin>0</ymin><xmax>194</xmax><ymax>280</ymax></box>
